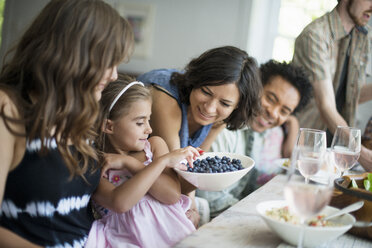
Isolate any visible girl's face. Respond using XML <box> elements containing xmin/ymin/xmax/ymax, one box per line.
<box><xmin>251</xmin><ymin>76</ymin><xmax>300</xmax><ymax>133</ymax></box>
<box><xmin>108</xmin><ymin>99</ymin><xmax>152</xmax><ymax>153</ymax></box>
<box><xmin>189</xmin><ymin>83</ymin><xmax>240</xmax><ymax>126</ymax></box>
<box><xmin>95</xmin><ymin>66</ymin><xmax>118</xmax><ymax>101</ymax></box>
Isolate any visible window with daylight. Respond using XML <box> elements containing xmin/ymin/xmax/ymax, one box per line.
<box><xmin>272</xmin><ymin>0</ymin><xmax>337</xmax><ymax>62</ymax></box>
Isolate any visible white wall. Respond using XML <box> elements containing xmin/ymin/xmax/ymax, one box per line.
<box><xmin>0</xmin><ymin>0</ymin><xmax>279</xmax><ymax>74</ymax></box>
<box><xmin>245</xmin><ymin>0</ymin><xmax>281</xmax><ymax>64</ymax></box>
<box><xmin>0</xmin><ymin>0</ymin><xmax>49</xmax><ymax>61</ymax></box>
<box><xmin>106</xmin><ymin>0</ymin><xmax>254</xmax><ymax>75</ymax></box>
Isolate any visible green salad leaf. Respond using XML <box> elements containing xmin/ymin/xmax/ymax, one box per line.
<box><xmin>351</xmin><ymin>179</ymin><xmax>359</xmax><ymax>188</ymax></box>
<box><xmin>364</xmin><ymin>180</ymin><xmax>371</xmax><ymax>191</ymax></box>
<box><xmin>363</xmin><ymin>173</ymin><xmax>372</xmax><ymax>192</ymax></box>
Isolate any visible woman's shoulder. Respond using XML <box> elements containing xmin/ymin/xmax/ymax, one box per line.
<box><xmin>0</xmin><ymin>89</ymin><xmax>21</xmax><ymax>119</ymax></box>
<box><xmin>0</xmin><ymin>89</ymin><xmax>13</xmax><ymax>103</ymax></box>
<box><xmin>0</xmin><ymin>88</ymin><xmax>26</xmax><ymax>170</ymax></box>
<box><xmin>150</xmin><ymin>84</ymin><xmax>182</xmax><ymax>117</ymax></box>
<box><xmin>138</xmin><ymin>69</ymin><xmax>180</xmax><ymax>98</ymax></box>
<box><xmin>138</xmin><ymin>68</ymin><xmax>179</xmax><ymax>83</ymax></box>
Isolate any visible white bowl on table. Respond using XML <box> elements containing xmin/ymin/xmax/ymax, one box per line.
<box><xmin>256</xmin><ymin>200</ymin><xmax>355</xmax><ymax>248</ymax></box>
<box><xmin>174</xmin><ymin>152</ymin><xmax>255</xmax><ymax>191</ymax></box>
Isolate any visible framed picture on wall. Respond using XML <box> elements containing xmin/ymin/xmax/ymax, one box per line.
<box><xmin>115</xmin><ymin>2</ymin><xmax>155</xmax><ymax>59</ymax></box>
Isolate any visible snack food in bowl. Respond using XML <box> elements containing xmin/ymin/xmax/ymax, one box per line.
<box><xmin>256</xmin><ymin>200</ymin><xmax>355</xmax><ymax>248</ymax></box>
<box><xmin>174</xmin><ymin>152</ymin><xmax>254</xmax><ymax>191</ymax></box>
<box><xmin>265</xmin><ymin>205</ymin><xmax>341</xmax><ymax>227</ymax></box>
<box><xmin>332</xmin><ymin>173</ymin><xmax>372</xmax><ymax>240</ymax></box>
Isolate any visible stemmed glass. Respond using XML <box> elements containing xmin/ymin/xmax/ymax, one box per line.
<box><xmin>284</xmin><ymin>142</ymin><xmax>334</xmax><ymax>248</ymax></box>
<box><xmin>295</xmin><ymin>128</ymin><xmax>327</xmax><ymax>184</ymax></box>
<box><xmin>330</xmin><ymin>126</ymin><xmax>361</xmax><ymax>177</ymax></box>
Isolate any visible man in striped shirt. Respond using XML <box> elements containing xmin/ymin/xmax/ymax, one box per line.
<box><xmin>293</xmin><ymin>0</ymin><xmax>372</xmax><ymax>170</ymax></box>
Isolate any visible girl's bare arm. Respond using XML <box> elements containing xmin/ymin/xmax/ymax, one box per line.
<box><xmin>145</xmin><ymin>136</ymin><xmax>181</xmax><ymax>204</ymax></box>
<box><xmin>93</xmin><ymin>146</ymin><xmax>199</xmax><ymax>213</ymax></box>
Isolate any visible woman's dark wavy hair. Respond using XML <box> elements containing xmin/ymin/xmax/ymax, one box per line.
<box><xmin>170</xmin><ymin>46</ymin><xmax>262</xmax><ymax>130</ymax></box>
<box><xmin>260</xmin><ymin>60</ymin><xmax>312</xmax><ymax>114</ymax></box>
<box><xmin>0</xmin><ymin>0</ymin><xmax>134</xmax><ymax>179</ymax></box>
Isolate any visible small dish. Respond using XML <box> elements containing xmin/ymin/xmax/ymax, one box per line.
<box><xmin>332</xmin><ymin>173</ymin><xmax>372</xmax><ymax>240</ymax></box>
<box><xmin>257</xmin><ymin>200</ymin><xmax>355</xmax><ymax>247</ymax></box>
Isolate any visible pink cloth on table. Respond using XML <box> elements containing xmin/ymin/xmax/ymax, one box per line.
<box><xmin>85</xmin><ymin>140</ymin><xmax>195</xmax><ymax>248</ymax></box>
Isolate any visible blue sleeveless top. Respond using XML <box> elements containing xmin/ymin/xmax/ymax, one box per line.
<box><xmin>0</xmin><ymin>139</ymin><xmax>100</xmax><ymax>247</ymax></box>
<box><xmin>138</xmin><ymin>69</ymin><xmax>212</xmax><ymax>148</ymax></box>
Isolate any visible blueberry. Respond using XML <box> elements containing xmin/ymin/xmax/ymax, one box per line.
<box><xmin>186</xmin><ymin>155</ymin><xmax>244</xmax><ymax>174</ymax></box>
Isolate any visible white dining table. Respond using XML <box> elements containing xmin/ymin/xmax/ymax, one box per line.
<box><xmin>174</xmin><ymin>174</ymin><xmax>372</xmax><ymax>248</ymax></box>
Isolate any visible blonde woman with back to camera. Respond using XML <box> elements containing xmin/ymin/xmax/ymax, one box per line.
<box><xmin>0</xmin><ymin>0</ymin><xmax>134</xmax><ymax>247</ymax></box>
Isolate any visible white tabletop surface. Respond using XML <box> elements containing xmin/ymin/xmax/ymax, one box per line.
<box><xmin>174</xmin><ymin>174</ymin><xmax>372</xmax><ymax>248</ymax></box>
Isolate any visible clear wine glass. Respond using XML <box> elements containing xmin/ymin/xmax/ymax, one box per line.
<box><xmin>284</xmin><ymin>147</ymin><xmax>334</xmax><ymax>248</ymax></box>
<box><xmin>330</xmin><ymin>126</ymin><xmax>361</xmax><ymax>177</ymax></box>
<box><xmin>295</xmin><ymin>128</ymin><xmax>327</xmax><ymax>184</ymax></box>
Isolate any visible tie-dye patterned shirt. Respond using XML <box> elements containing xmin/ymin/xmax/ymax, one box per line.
<box><xmin>0</xmin><ymin>139</ymin><xmax>100</xmax><ymax>248</ymax></box>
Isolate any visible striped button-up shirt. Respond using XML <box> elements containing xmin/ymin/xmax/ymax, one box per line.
<box><xmin>292</xmin><ymin>7</ymin><xmax>371</xmax><ymax>130</ymax></box>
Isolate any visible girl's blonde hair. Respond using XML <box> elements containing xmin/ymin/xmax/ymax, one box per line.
<box><xmin>0</xmin><ymin>0</ymin><xmax>134</xmax><ymax>178</ymax></box>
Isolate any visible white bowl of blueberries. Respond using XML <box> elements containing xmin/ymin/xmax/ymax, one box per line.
<box><xmin>175</xmin><ymin>152</ymin><xmax>255</xmax><ymax>191</ymax></box>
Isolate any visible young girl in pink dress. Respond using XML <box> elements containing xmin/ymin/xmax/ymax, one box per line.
<box><xmin>85</xmin><ymin>76</ymin><xmax>198</xmax><ymax>248</ymax></box>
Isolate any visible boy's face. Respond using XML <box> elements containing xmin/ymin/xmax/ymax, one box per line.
<box><xmin>251</xmin><ymin>76</ymin><xmax>300</xmax><ymax>133</ymax></box>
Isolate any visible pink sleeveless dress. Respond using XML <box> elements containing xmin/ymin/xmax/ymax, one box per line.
<box><xmin>85</xmin><ymin>140</ymin><xmax>195</xmax><ymax>248</ymax></box>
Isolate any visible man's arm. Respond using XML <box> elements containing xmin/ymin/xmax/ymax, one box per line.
<box><xmin>309</xmin><ymin>79</ymin><xmax>372</xmax><ymax>170</ymax></box>
<box><xmin>293</xmin><ymin>29</ymin><xmax>348</xmax><ymax>134</ymax></box>
<box><xmin>300</xmin><ymin>61</ymin><xmax>370</xmax><ymax>170</ymax></box>
<box><xmin>312</xmin><ymin>78</ymin><xmax>348</xmax><ymax>134</ymax></box>
<box><xmin>292</xmin><ymin>28</ymin><xmax>372</xmax><ymax>169</ymax></box>
<box><xmin>359</xmin><ymin>146</ymin><xmax>372</xmax><ymax>171</ymax></box>
<box><xmin>359</xmin><ymin>83</ymin><xmax>372</xmax><ymax>104</ymax></box>
<box><xmin>281</xmin><ymin>115</ymin><xmax>299</xmax><ymax>158</ymax></box>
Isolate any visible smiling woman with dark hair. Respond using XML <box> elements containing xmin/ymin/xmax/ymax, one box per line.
<box><xmin>136</xmin><ymin>46</ymin><xmax>262</xmax><ymax>226</ymax></box>
<box><xmin>138</xmin><ymin>46</ymin><xmax>262</xmax><ymax>150</ymax></box>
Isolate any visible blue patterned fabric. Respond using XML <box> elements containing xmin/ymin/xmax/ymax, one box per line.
<box><xmin>138</xmin><ymin>69</ymin><xmax>212</xmax><ymax>148</ymax></box>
